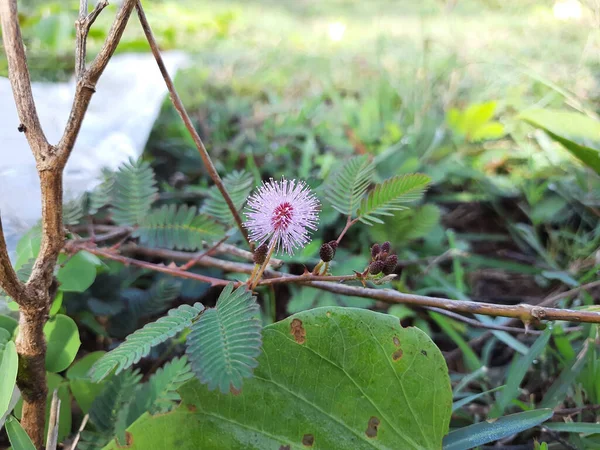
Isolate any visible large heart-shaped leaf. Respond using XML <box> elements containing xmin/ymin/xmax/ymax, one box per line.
<box><xmin>104</xmin><ymin>307</ymin><xmax>452</xmax><ymax>449</ymax></box>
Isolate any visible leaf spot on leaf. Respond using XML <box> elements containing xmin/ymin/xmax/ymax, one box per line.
<box><xmin>421</xmin><ymin>350</ymin><xmax>428</xmax><ymax>357</ymax></box>
<box><xmin>302</xmin><ymin>434</ymin><xmax>315</xmax><ymax>446</ymax></box>
<box><xmin>115</xmin><ymin>431</ymin><xmax>133</xmax><ymax>448</ymax></box>
<box><xmin>392</xmin><ymin>349</ymin><xmax>403</xmax><ymax>361</ymax></box>
<box><xmin>186</xmin><ymin>404</ymin><xmax>197</xmax><ymax>412</ymax></box>
<box><xmin>291</xmin><ymin>318</ymin><xmax>306</xmax><ymax>344</ymax></box>
<box><xmin>393</xmin><ymin>336</ymin><xmax>400</xmax><ymax>347</ymax></box>
<box><xmin>230</xmin><ymin>385</ymin><xmax>242</xmax><ymax>396</ymax></box>
<box><xmin>279</xmin><ymin>446</ymin><xmax>291</xmax><ymax>450</ymax></box>
<box><xmin>365</xmin><ymin>416</ymin><xmax>380</xmax><ymax>438</ymax></box>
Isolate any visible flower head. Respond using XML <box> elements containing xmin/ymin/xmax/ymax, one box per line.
<box><xmin>244</xmin><ymin>178</ymin><xmax>320</xmax><ymax>255</ymax></box>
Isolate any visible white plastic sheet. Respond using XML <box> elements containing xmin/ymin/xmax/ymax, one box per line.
<box><xmin>0</xmin><ymin>51</ymin><xmax>188</xmax><ymax>254</ymax></box>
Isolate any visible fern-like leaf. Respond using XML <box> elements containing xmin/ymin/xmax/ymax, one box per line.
<box><xmin>89</xmin><ymin>369</ymin><xmax>141</xmax><ymax>433</ymax></box>
<box><xmin>201</xmin><ymin>170</ymin><xmax>253</xmax><ymax>224</ymax></box>
<box><xmin>357</xmin><ymin>173</ymin><xmax>431</xmax><ymax>225</ymax></box>
<box><xmin>63</xmin><ymin>197</ymin><xmax>85</xmax><ymax>226</ymax></box>
<box><xmin>324</xmin><ymin>155</ymin><xmax>375</xmax><ymax>216</ymax></box>
<box><xmin>110</xmin><ymin>158</ymin><xmax>158</xmax><ymax>226</ymax></box>
<box><xmin>186</xmin><ymin>283</ymin><xmax>262</xmax><ymax>394</ymax></box>
<box><xmin>90</xmin><ymin>303</ymin><xmax>204</xmax><ymax>382</ymax></box>
<box><xmin>88</xmin><ymin>169</ymin><xmax>115</xmax><ymax>215</ymax></box>
<box><xmin>134</xmin><ymin>204</ymin><xmax>224</xmax><ymax>250</ymax></box>
<box><xmin>126</xmin><ymin>356</ymin><xmax>193</xmax><ymax>423</ymax></box>
<box><xmin>109</xmin><ymin>279</ymin><xmax>181</xmax><ymax>338</ymax></box>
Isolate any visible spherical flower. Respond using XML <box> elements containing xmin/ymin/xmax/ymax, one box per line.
<box><xmin>244</xmin><ymin>178</ymin><xmax>320</xmax><ymax>255</ymax></box>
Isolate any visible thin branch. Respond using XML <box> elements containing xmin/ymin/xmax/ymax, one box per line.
<box><xmin>0</xmin><ymin>0</ymin><xmax>51</xmax><ymax>162</ymax></box>
<box><xmin>67</xmin><ymin>414</ymin><xmax>89</xmax><ymax>450</ymax></box>
<box><xmin>117</xmin><ymin>244</ymin><xmax>600</xmax><ymax>324</ymax></box>
<box><xmin>69</xmin><ymin>224</ymin><xmax>283</xmax><ymax>267</ymax></box>
<box><xmin>445</xmin><ymin>280</ymin><xmax>600</xmax><ymax>364</ymax></box>
<box><xmin>75</xmin><ymin>0</ymin><xmax>89</xmax><ymax>79</ymax></box>
<box><xmin>75</xmin><ymin>0</ymin><xmax>110</xmax><ymax>80</ymax></box>
<box><xmin>425</xmin><ymin>307</ymin><xmax>542</xmax><ymax>335</ymax></box>
<box><xmin>0</xmin><ymin>214</ymin><xmax>25</xmax><ymax>303</ymax></box>
<box><xmin>58</xmin><ymin>0</ymin><xmax>137</xmax><ymax>166</ymax></box>
<box><xmin>180</xmin><ymin>235</ymin><xmax>229</xmax><ymax>271</ymax></box>
<box><xmin>135</xmin><ymin>1</ymin><xmax>252</xmax><ymax>249</ymax></box>
<box><xmin>336</xmin><ymin>216</ymin><xmax>358</xmax><ymax>244</ymax></box>
<box><xmin>78</xmin><ymin>245</ymin><xmax>230</xmax><ymax>286</ymax></box>
<box><xmin>45</xmin><ymin>389</ymin><xmax>60</xmax><ymax>450</ymax></box>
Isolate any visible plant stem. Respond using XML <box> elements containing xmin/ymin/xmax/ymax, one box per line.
<box><xmin>135</xmin><ymin>1</ymin><xmax>252</xmax><ymax>249</ymax></box>
<box><xmin>336</xmin><ymin>216</ymin><xmax>358</xmax><ymax>244</ymax></box>
<box><xmin>250</xmin><ymin>240</ymin><xmax>277</xmax><ymax>290</ymax></box>
<box><xmin>15</xmin><ymin>308</ymin><xmax>48</xmax><ymax>449</ymax></box>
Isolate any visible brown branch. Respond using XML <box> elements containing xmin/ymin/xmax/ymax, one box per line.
<box><xmin>336</xmin><ymin>216</ymin><xmax>358</xmax><ymax>244</ymax></box>
<box><xmin>119</xmin><ymin>244</ymin><xmax>600</xmax><ymax>324</ymax></box>
<box><xmin>445</xmin><ymin>280</ymin><xmax>600</xmax><ymax>365</ymax></box>
<box><xmin>0</xmin><ymin>214</ymin><xmax>26</xmax><ymax>302</ymax></box>
<box><xmin>135</xmin><ymin>1</ymin><xmax>252</xmax><ymax>249</ymax></box>
<box><xmin>0</xmin><ymin>0</ymin><xmax>51</xmax><ymax>162</ymax></box>
<box><xmin>76</xmin><ymin>245</ymin><xmax>230</xmax><ymax>286</ymax></box>
<box><xmin>425</xmin><ymin>307</ymin><xmax>542</xmax><ymax>335</ymax></box>
<box><xmin>58</xmin><ymin>0</ymin><xmax>137</xmax><ymax>166</ymax></box>
<box><xmin>69</xmin><ymin>224</ymin><xmax>284</xmax><ymax>267</ymax></box>
<box><xmin>75</xmin><ymin>0</ymin><xmax>110</xmax><ymax>80</ymax></box>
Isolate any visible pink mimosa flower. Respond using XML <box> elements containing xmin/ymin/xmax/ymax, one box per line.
<box><xmin>244</xmin><ymin>178</ymin><xmax>320</xmax><ymax>255</ymax></box>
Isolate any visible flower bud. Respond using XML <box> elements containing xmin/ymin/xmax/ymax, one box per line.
<box><xmin>381</xmin><ymin>241</ymin><xmax>391</xmax><ymax>253</ymax></box>
<box><xmin>253</xmin><ymin>243</ymin><xmax>269</xmax><ymax>265</ymax></box>
<box><xmin>319</xmin><ymin>243</ymin><xmax>335</xmax><ymax>262</ymax></box>
<box><xmin>371</xmin><ymin>243</ymin><xmax>381</xmax><ymax>259</ymax></box>
<box><xmin>369</xmin><ymin>260</ymin><xmax>385</xmax><ymax>275</ymax></box>
<box><xmin>382</xmin><ymin>254</ymin><xmax>398</xmax><ymax>275</ymax></box>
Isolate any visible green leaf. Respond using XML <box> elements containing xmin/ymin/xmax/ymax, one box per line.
<box><xmin>104</xmin><ymin>307</ymin><xmax>452</xmax><ymax>450</ymax></box>
<box><xmin>357</xmin><ymin>174</ymin><xmax>430</xmax><ymax>225</ymax></box>
<box><xmin>0</xmin><ymin>341</ymin><xmax>18</xmax><ymax>419</ymax></box>
<box><xmin>126</xmin><ymin>356</ymin><xmax>194</xmax><ymax>424</ymax></box>
<box><xmin>134</xmin><ymin>204</ymin><xmax>224</xmax><ymax>251</ymax></box>
<box><xmin>5</xmin><ymin>416</ymin><xmax>36</xmax><ymax>450</ymax></box>
<box><xmin>0</xmin><ymin>314</ymin><xmax>18</xmax><ymax>337</ymax></box>
<box><xmin>57</xmin><ymin>251</ymin><xmax>102</xmax><ymax>292</ymax></box>
<box><xmin>323</xmin><ymin>155</ymin><xmax>375</xmax><ymax>216</ymax></box>
<box><xmin>431</xmin><ymin>312</ymin><xmax>482</xmax><ymax>372</ymax></box>
<box><xmin>46</xmin><ymin>373</ymin><xmax>72</xmax><ymax>442</ymax></box>
<box><xmin>186</xmin><ymin>284</ymin><xmax>262</xmax><ymax>393</ymax></box>
<box><xmin>110</xmin><ymin>158</ymin><xmax>158</xmax><ymax>226</ymax></box>
<box><xmin>89</xmin><ymin>168</ymin><xmax>115</xmax><ymax>214</ymax></box>
<box><xmin>544</xmin><ymin>422</ymin><xmax>600</xmax><ymax>434</ymax></box>
<box><xmin>490</xmin><ymin>328</ymin><xmax>552</xmax><ymax>417</ymax></box>
<box><xmin>452</xmin><ymin>386</ymin><xmax>504</xmax><ymax>412</ymax></box>
<box><xmin>443</xmin><ymin>409</ymin><xmax>553</xmax><ymax>450</ymax></box>
<box><xmin>89</xmin><ymin>370</ymin><xmax>141</xmax><ymax>436</ymax></box>
<box><xmin>67</xmin><ymin>352</ymin><xmax>107</xmax><ymax>414</ymax></box>
<box><xmin>63</xmin><ymin>196</ymin><xmax>85</xmax><ymax>226</ymax></box>
<box><xmin>470</xmin><ymin>122</ymin><xmax>505</xmax><ymax>142</ymax></box>
<box><xmin>44</xmin><ymin>314</ymin><xmax>81</xmax><ymax>373</ymax></box>
<box><xmin>201</xmin><ymin>170</ymin><xmax>253</xmax><ymax>224</ymax></box>
<box><xmin>90</xmin><ymin>303</ymin><xmax>204</xmax><ymax>382</ymax></box>
<box><xmin>519</xmin><ymin>108</ymin><xmax>600</xmax><ymax>174</ymax></box>
<box><xmin>540</xmin><ymin>343</ymin><xmax>588</xmax><ymax>409</ymax></box>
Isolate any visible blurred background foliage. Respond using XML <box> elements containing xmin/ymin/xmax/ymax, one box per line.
<box><xmin>2</xmin><ymin>0</ymin><xmax>600</xmax><ymax>447</ymax></box>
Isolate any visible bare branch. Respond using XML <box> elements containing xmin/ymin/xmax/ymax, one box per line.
<box><xmin>135</xmin><ymin>1</ymin><xmax>252</xmax><ymax>249</ymax></box>
<box><xmin>73</xmin><ymin>245</ymin><xmax>230</xmax><ymax>286</ymax></box>
<box><xmin>0</xmin><ymin>0</ymin><xmax>51</xmax><ymax>163</ymax></box>
<box><xmin>75</xmin><ymin>0</ymin><xmax>110</xmax><ymax>79</ymax></box>
<box><xmin>69</xmin><ymin>224</ymin><xmax>283</xmax><ymax>267</ymax></box>
<box><xmin>0</xmin><ymin>214</ymin><xmax>25</xmax><ymax>302</ymax></box>
<box><xmin>58</xmin><ymin>0</ymin><xmax>137</xmax><ymax>166</ymax></box>
<box><xmin>120</xmin><ymin>244</ymin><xmax>600</xmax><ymax>324</ymax></box>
